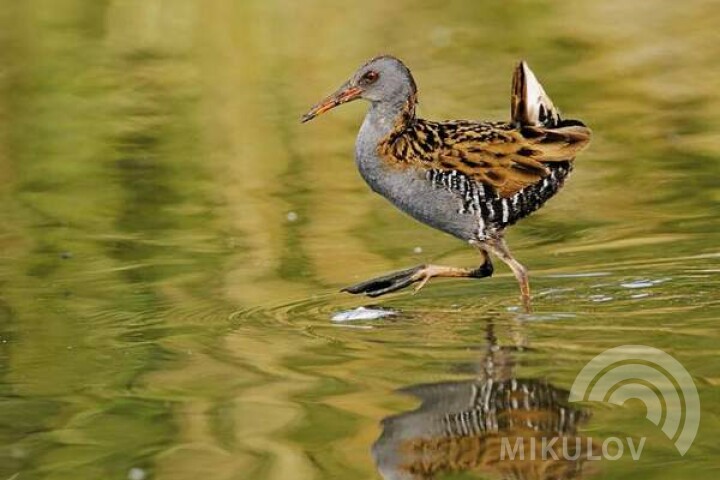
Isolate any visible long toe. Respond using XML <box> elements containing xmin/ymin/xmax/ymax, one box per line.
<box><xmin>341</xmin><ymin>265</ymin><xmax>425</xmax><ymax>296</ymax></box>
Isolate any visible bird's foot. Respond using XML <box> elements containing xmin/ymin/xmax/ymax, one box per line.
<box><xmin>412</xmin><ymin>264</ymin><xmax>457</xmax><ymax>294</ymax></box>
<box><xmin>342</xmin><ymin>264</ymin><xmax>482</xmax><ymax>298</ymax></box>
<box><xmin>342</xmin><ymin>265</ymin><xmax>427</xmax><ymax>298</ymax></box>
<box><xmin>412</xmin><ymin>271</ymin><xmax>433</xmax><ymax>294</ymax></box>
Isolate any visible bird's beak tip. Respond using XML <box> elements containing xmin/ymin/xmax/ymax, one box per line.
<box><xmin>300</xmin><ymin>86</ymin><xmax>362</xmax><ymax>125</ymax></box>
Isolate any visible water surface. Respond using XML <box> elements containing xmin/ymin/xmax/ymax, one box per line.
<box><xmin>1</xmin><ymin>1</ymin><xmax>719</xmax><ymax>479</ymax></box>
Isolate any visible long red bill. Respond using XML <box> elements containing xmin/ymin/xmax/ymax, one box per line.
<box><xmin>301</xmin><ymin>86</ymin><xmax>362</xmax><ymax>123</ymax></box>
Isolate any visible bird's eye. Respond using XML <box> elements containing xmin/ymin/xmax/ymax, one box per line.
<box><xmin>361</xmin><ymin>71</ymin><xmax>379</xmax><ymax>84</ymax></box>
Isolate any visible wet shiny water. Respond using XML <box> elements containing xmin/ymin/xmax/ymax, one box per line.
<box><xmin>1</xmin><ymin>1</ymin><xmax>720</xmax><ymax>479</ymax></box>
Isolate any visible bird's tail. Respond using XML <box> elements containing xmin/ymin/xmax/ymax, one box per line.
<box><xmin>511</xmin><ymin>61</ymin><xmax>592</xmax><ymax>160</ymax></box>
<box><xmin>511</xmin><ymin>61</ymin><xmax>562</xmax><ymax>128</ymax></box>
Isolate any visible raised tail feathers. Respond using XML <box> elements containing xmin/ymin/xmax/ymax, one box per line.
<box><xmin>511</xmin><ymin>61</ymin><xmax>562</xmax><ymax>128</ymax></box>
<box><xmin>511</xmin><ymin>61</ymin><xmax>591</xmax><ymax>157</ymax></box>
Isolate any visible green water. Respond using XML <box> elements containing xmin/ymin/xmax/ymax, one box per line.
<box><xmin>1</xmin><ymin>1</ymin><xmax>719</xmax><ymax>479</ymax></box>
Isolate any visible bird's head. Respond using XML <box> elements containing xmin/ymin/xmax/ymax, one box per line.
<box><xmin>301</xmin><ymin>55</ymin><xmax>417</xmax><ymax>123</ymax></box>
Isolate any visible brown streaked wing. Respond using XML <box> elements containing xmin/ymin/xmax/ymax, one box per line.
<box><xmin>382</xmin><ymin>119</ymin><xmax>591</xmax><ymax>198</ymax></box>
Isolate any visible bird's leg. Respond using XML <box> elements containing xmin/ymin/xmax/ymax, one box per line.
<box><xmin>342</xmin><ymin>251</ymin><xmax>493</xmax><ymax>298</ymax></box>
<box><xmin>483</xmin><ymin>236</ymin><xmax>531</xmax><ymax>312</ymax></box>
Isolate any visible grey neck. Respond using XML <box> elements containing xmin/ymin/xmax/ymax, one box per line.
<box><xmin>355</xmin><ymin>96</ymin><xmax>415</xmax><ymax>184</ymax></box>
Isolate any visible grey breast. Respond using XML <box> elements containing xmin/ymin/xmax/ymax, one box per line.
<box><xmin>356</xmin><ymin>148</ymin><xmax>482</xmax><ymax>241</ymax></box>
<box><xmin>354</xmin><ymin>111</ymin><xmax>482</xmax><ymax>242</ymax></box>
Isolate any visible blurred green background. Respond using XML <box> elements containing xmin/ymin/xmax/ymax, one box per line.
<box><xmin>0</xmin><ymin>1</ymin><xmax>719</xmax><ymax>479</ymax></box>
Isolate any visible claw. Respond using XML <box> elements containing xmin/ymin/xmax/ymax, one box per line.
<box><xmin>342</xmin><ymin>265</ymin><xmax>426</xmax><ymax>297</ymax></box>
<box><xmin>412</xmin><ymin>271</ymin><xmax>432</xmax><ymax>294</ymax></box>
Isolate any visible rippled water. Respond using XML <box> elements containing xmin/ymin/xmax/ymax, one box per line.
<box><xmin>1</xmin><ymin>1</ymin><xmax>719</xmax><ymax>479</ymax></box>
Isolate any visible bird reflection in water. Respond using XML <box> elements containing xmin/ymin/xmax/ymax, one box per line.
<box><xmin>373</xmin><ymin>320</ymin><xmax>599</xmax><ymax>480</ymax></box>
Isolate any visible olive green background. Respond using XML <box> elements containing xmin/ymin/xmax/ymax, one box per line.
<box><xmin>0</xmin><ymin>1</ymin><xmax>719</xmax><ymax>479</ymax></box>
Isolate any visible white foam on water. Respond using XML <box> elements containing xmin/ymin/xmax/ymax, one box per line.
<box><xmin>331</xmin><ymin>307</ymin><xmax>397</xmax><ymax>322</ymax></box>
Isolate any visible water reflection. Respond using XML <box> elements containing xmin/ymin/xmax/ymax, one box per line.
<box><xmin>374</xmin><ymin>320</ymin><xmax>596</xmax><ymax>479</ymax></box>
<box><xmin>0</xmin><ymin>1</ymin><xmax>718</xmax><ymax>479</ymax></box>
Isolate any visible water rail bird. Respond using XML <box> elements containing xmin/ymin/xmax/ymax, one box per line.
<box><xmin>302</xmin><ymin>56</ymin><xmax>591</xmax><ymax>310</ymax></box>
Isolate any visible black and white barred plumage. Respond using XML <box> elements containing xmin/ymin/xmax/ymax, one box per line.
<box><xmin>427</xmin><ymin>162</ymin><xmax>572</xmax><ymax>237</ymax></box>
<box><xmin>440</xmin><ymin>378</ymin><xmax>586</xmax><ymax>439</ymax></box>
